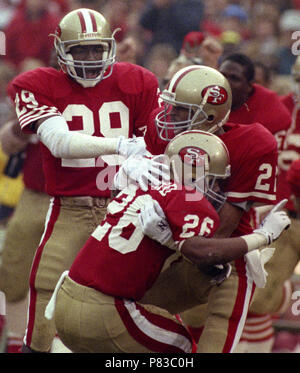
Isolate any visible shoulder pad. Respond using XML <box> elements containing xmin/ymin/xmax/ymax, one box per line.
<box><xmin>12</xmin><ymin>67</ymin><xmax>71</xmax><ymax>98</ymax></box>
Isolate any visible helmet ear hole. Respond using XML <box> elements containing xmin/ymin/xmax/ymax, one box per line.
<box><xmin>207</xmin><ymin>114</ymin><xmax>214</xmax><ymax>122</ymax></box>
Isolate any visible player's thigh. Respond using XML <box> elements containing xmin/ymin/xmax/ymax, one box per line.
<box><xmin>33</xmin><ymin>204</ymin><xmax>107</xmax><ymax>293</ymax></box>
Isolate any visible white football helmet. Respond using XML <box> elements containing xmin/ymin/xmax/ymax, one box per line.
<box><xmin>53</xmin><ymin>8</ymin><xmax>117</xmax><ymax>88</ymax></box>
<box><xmin>165</xmin><ymin>130</ymin><xmax>231</xmax><ymax>210</ymax></box>
<box><xmin>156</xmin><ymin>65</ymin><xmax>232</xmax><ymax>141</ymax></box>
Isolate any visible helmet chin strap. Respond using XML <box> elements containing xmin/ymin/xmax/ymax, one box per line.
<box><xmin>189</xmin><ymin>86</ymin><xmax>214</xmax><ymax>131</ymax></box>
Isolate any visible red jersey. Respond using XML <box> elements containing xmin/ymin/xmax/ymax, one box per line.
<box><xmin>69</xmin><ymin>184</ymin><xmax>219</xmax><ymax>300</ymax></box>
<box><xmin>10</xmin><ymin>63</ymin><xmax>159</xmax><ymax>197</ymax></box>
<box><xmin>228</xmin><ymin>83</ymin><xmax>291</xmax><ymax>151</ymax></box>
<box><xmin>277</xmin><ymin>93</ymin><xmax>300</xmax><ymax>210</ymax></box>
<box><xmin>145</xmin><ymin>118</ymin><xmax>278</xmax><ymax>235</ymax></box>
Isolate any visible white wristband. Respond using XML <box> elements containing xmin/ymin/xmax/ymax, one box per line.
<box><xmin>241</xmin><ymin>233</ymin><xmax>268</xmax><ymax>252</ymax></box>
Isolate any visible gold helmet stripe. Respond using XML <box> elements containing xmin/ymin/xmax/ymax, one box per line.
<box><xmin>77</xmin><ymin>9</ymin><xmax>97</xmax><ymax>33</ymax></box>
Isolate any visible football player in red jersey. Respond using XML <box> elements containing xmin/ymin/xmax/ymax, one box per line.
<box><xmin>119</xmin><ymin>65</ymin><xmax>281</xmax><ymax>352</ymax></box>
<box><xmin>9</xmin><ymin>8</ymin><xmax>160</xmax><ymax>353</ymax></box>
<box><xmin>170</xmin><ymin>54</ymin><xmax>292</xmax><ymax>353</ymax></box>
<box><xmin>236</xmin><ymin>57</ymin><xmax>300</xmax><ymax>353</ymax></box>
<box><xmin>43</xmin><ymin>130</ymin><xmax>289</xmax><ymax>353</ymax></box>
<box><xmin>219</xmin><ymin>53</ymin><xmax>291</xmax><ymax>152</ymax></box>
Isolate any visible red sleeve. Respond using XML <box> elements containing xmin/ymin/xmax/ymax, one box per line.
<box><xmin>225</xmin><ymin>151</ymin><xmax>278</xmax><ymax>205</ymax></box>
<box><xmin>11</xmin><ymin>69</ymin><xmax>61</xmax><ymax>132</ymax></box>
<box><xmin>152</xmin><ymin>184</ymin><xmax>220</xmax><ymax>242</ymax></box>
<box><xmin>220</xmin><ymin>124</ymin><xmax>278</xmax><ymax>205</ymax></box>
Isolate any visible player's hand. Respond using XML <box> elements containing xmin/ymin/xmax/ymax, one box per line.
<box><xmin>114</xmin><ymin>154</ymin><xmax>170</xmax><ymax>191</ymax></box>
<box><xmin>254</xmin><ymin>199</ymin><xmax>291</xmax><ymax>244</ymax></box>
<box><xmin>116</xmin><ymin>136</ymin><xmax>148</xmax><ymax>157</ymax></box>
<box><xmin>139</xmin><ymin>199</ymin><xmax>172</xmax><ymax>245</ymax></box>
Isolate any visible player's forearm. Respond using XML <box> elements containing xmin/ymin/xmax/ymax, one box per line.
<box><xmin>180</xmin><ymin>236</ymin><xmax>248</xmax><ymax>267</ymax></box>
<box><xmin>180</xmin><ymin>232</ymin><xmax>268</xmax><ymax>267</ymax></box>
<box><xmin>37</xmin><ymin>116</ymin><xmax>119</xmax><ymax>158</ymax></box>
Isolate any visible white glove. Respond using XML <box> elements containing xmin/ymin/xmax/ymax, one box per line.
<box><xmin>246</xmin><ymin>247</ymin><xmax>275</xmax><ymax>288</ymax></box>
<box><xmin>116</xmin><ymin>136</ymin><xmax>147</xmax><ymax>157</ymax></box>
<box><xmin>253</xmin><ymin>199</ymin><xmax>291</xmax><ymax>245</ymax></box>
<box><xmin>114</xmin><ymin>154</ymin><xmax>170</xmax><ymax>192</ymax></box>
<box><xmin>139</xmin><ymin>199</ymin><xmax>172</xmax><ymax>245</ymax></box>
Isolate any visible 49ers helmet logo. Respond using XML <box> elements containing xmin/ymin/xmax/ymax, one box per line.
<box><xmin>179</xmin><ymin>146</ymin><xmax>207</xmax><ymax>167</ymax></box>
<box><xmin>201</xmin><ymin>85</ymin><xmax>228</xmax><ymax>105</ymax></box>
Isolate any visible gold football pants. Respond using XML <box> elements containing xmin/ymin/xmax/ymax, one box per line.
<box><xmin>54</xmin><ymin>275</ymin><xmax>194</xmax><ymax>353</ymax></box>
<box><xmin>23</xmin><ymin>196</ymin><xmax>110</xmax><ymax>352</ymax></box>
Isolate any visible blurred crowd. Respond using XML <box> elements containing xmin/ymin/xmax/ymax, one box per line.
<box><xmin>0</xmin><ymin>0</ymin><xmax>299</xmax><ymax>114</ymax></box>
<box><xmin>0</xmin><ymin>0</ymin><xmax>296</xmax><ymax>129</ymax></box>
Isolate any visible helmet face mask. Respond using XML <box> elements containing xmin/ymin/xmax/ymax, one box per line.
<box><xmin>155</xmin><ymin>101</ymin><xmax>210</xmax><ymax>140</ymax></box>
<box><xmin>56</xmin><ymin>39</ymin><xmax>116</xmax><ymax>85</ymax></box>
<box><xmin>155</xmin><ymin>65</ymin><xmax>232</xmax><ymax>141</ymax></box>
<box><xmin>53</xmin><ymin>8</ymin><xmax>117</xmax><ymax>88</ymax></box>
<box><xmin>164</xmin><ymin>130</ymin><xmax>231</xmax><ymax>210</ymax></box>
<box><xmin>203</xmin><ymin>176</ymin><xmax>227</xmax><ymax>212</ymax></box>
